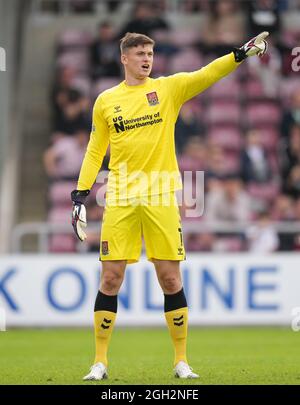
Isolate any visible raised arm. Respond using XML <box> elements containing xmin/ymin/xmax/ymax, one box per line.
<box><xmin>182</xmin><ymin>52</ymin><xmax>240</xmax><ymax>103</ymax></box>
<box><xmin>168</xmin><ymin>31</ymin><xmax>269</xmax><ymax>107</ymax></box>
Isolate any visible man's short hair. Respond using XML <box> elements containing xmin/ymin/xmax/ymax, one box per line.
<box><xmin>120</xmin><ymin>32</ymin><xmax>155</xmax><ymax>53</ymax></box>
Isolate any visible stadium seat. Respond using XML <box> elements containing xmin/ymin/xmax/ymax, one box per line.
<box><xmin>208</xmin><ymin>126</ymin><xmax>243</xmax><ymax>152</ymax></box>
<box><xmin>48</xmin><ymin>206</ymin><xmax>71</xmax><ymax>223</ymax></box>
<box><xmin>152</xmin><ymin>53</ymin><xmax>168</xmax><ymax>76</ymax></box>
<box><xmin>178</xmin><ymin>156</ymin><xmax>206</xmax><ymax>172</ymax></box>
<box><xmin>245</xmin><ymin>102</ymin><xmax>281</xmax><ymax>126</ymax></box>
<box><xmin>49</xmin><ymin>234</ymin><xmax>76</xmax><ymax>253</ymax></box>
<box><xmin>244</xmin><ymin>79</ymin><xmax>266</xmax><ymax>100</ymax></box>
<box><xmin>247</xmin><ymin>182</ymin><xmax>280</xmax><ymax>203</ymax></box>
<box><xmin>48</xmin><ymin>206</ymin><xmax>76</xmax><ymax>252</ymax></box>
<box><xmin>57</xmin><ymin>49</ymin><xmax>90</xmax><ymax>73</ymax></box>
<box><xmin>207</xmin><ymin>77</ymin><xmax>241</xmax><ymax>101</ymax></box>
<box><xmin>58</xmin><ymin>29</ymin><xmax>93</xmax><ymax>48</ymax></box>
<box><xmin>282</xmin><ymin>28</ymin><xmax>300</xmax><ymax>48</ymax></box>
<box><xmin>206</xmin><ymin>101</ymin><xmax>241</xmax><ymax>126</ymax></box>
<box><xmin>214</xmin><ymin>237</ymin><xmax>244</xmax><ymax>252</ymax></box>
<box><xmin>92</xmin><ymin>78</ymin><xmax>120</xmax><ymax>99</ymax></box>
<box><xmin>169</xmin><ymin>28</ymin><xmax>200</xmax><ymax>47</ymax></box>
<box><xmin>49</xmin><ymin>181</ymin><xmax>77</xmax><ymax>206</ymax></box>
<box><xmin>169</xmin><ymin>48</ymin><xmax>203</xmax><ymax>73</ymax></box>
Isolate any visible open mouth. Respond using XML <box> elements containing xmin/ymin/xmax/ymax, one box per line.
<box><xmin>142</xmin><ymin>64</ymin><xmax>150</xmax><ymax>70</ymax></box>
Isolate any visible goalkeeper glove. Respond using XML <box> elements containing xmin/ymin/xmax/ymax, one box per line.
<box><xmin>233</xmin><ymin>31</ymin><xmax>269</xmax><ymax>62</ymax></box>
<box><xmin>71</xmin><ymin>189</ymin><xmax>90</xmax><ymax>241</ymax></box>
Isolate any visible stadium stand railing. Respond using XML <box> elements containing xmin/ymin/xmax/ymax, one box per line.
<box><xmin>11</xmin><ymin>221</ymin><xmax>300</xmax><ymax>253</ymax></box>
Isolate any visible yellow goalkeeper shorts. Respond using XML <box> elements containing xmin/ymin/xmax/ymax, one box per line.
<box><xmin>100</xmin><ymin>193</ymin><xmax>185</xmax><ymax>263</ymax></box>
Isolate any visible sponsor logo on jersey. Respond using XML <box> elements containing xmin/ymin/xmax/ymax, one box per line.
<box><xmin>112</xmin><ymin>113</ymin><xmax>163</xmax><ymax>133</ymax></box>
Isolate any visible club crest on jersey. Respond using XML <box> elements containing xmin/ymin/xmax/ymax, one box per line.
<box><xmin>102</xmin><ymin>241</ymin><xmax>109</xmax><ymax>255</ymax></box>
<box><xmin>146</xmin><ymin>91</ymin><xmax>159</xmax><ymax>106</ymax></box>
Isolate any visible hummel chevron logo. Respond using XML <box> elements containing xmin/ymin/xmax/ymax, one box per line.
<box><xmin>101</xmin><ymin>318</ymin><xmax>112</xmax><ymax>329</ymax></box>
<box><xmin>173</xmin><ymin>315</ymin><xmax>184</xmax><ymax>326</ymax></box>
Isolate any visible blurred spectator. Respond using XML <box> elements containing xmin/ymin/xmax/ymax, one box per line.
<box><xmin>52</xmin><ymin>66</ymin><xmax>77</xmax><ymax>124</ymax></box>
<box><xmin>240</xmin><ymin>129</ymin><xmax>272</xmax><ymax>183</ymax></box>
<box><xmin>151</xmin><ymin>29</ymin><xmax>178</xmax><ymax>58</ymax></box>
<box><xmin>205</xmin><ymin>176</ymin><xmax>223</xmax><ymax>193</ymax></box>
<box><xmin>178</xmin><ymin>137</ymin><xmax>207</xmax><ymax>172</ymax></box>
<box><xmin>281</xmin><ymin>90</ymin><xmax>300</xmax><ymax>140</ymax></box>
<box><xmin>201</xmin><ymin>0</ymin><xmax>245</xmax><ymax>55</ymax></box>
<box><xmin>54</xmin><ymin>88</ymin><xmax>90</xmax><ymax>134</ymax></box>
<box><xmin>246</xmin><ymin>210</ymin><xmax>279</xmax><ymax>252</ymax></box>
<box><xmin>281</xmin><ymin>125</ymin><xmax>300</xmax><ymax>188</ymax></box>
<box><xmin>245</xmin><ymin>0</ymin><xmax>280</xmax><ymax>42</ymax></box>
<box><xmin>41</xmin><ymin>0</ymin><xmax>60</xmax><ymax>13</ymax></box>
<box><xmin>175</xmin><ymin>102</ymin><xmax>204</xmax><ymax>153</ymax></box>
<box><xmin>185</xmin><ymin>232</ymin><xmax>215</xmax><ymax>251</ymax></box>
<box><xmin>179</xmin><ymin>0</ymin><xmax>208</xmax><ymax>12</ymax></box>
<box><xmin>119</xmin><ymin>1</ymin><xmax>169</xmax><ymax>38</ymax></box>
<box><xmin>90</xmin><ymin>21</ymin><xmax>121</xmax><ymax>79</ymax></box>
<box><xmin>271</xmin><ymin>194</ymin><xmax>295</xmax><ymax>250</ymax></box>
<box><xmin>271</xmin><ymin>193</ymin><xmax>295</xmax><ymax>220</ymax></box>
<box><xmin>205</xmin><ymin>174</ymin><xmax>252</xmax><ymax>223</ymax></box>
<box><xmin>206</xmin><ymin>144</ymin><xmax>236</xmax><ymax>178</ymax></box>
<box><xmin>292</xmin><ymin>198</ymin><xmax>300</xmax><ymax>250</ymax></box>
<box><xmin>105</xmin><ymin>1</ymin><xmax>122</xmax><ymax>12</ymax></box>
<box><xmin>44</xmin><ymin>130</ymin><xmax>88</xmax><ymax>180</ymax></box>
<box><xmin>286</xmin><ymin>164</ymin><xmax>300</xmax><ymax>198</ymax></box>
<box><xmin>70</xmin><ymin>0</ymin><xmax>94</xmax><ymax>13</ymax></box>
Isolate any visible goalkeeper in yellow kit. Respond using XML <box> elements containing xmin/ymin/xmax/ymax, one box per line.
<box><xmin>71</xmin><ymin>31</ymin><xmax>268</xmax><ymax>380</ymax></box>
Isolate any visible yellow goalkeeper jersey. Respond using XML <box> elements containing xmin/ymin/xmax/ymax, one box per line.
<box><xmin>77</xmin><ymin>53</ymin><xmax>239</xmax><ymax>202</ymax></box>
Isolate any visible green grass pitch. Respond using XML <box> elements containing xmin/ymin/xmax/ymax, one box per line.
<box><xmin>0</xmin><ymin>327</ymin><xmax>299</xmax><ymax>385</ymax></box>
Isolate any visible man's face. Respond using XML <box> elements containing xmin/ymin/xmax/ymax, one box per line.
<box><xmin>121</xmin><ymin>44</ymin><xmax>154</xmax><ymax>80</ymax></box>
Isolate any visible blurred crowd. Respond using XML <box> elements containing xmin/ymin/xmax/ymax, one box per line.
<box><xmin>43</xmin><ymin>0</ymin><xmax>300</xmax><ymax>253</ymax></box>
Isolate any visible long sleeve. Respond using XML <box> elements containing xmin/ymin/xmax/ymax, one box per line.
<box><xmin>166</xmin><ymin>52</ymin><xmax>241</xmax><ymax>110</ymax></box>
<box><xmin>77</xmin><ymin>96</ymin><xmax>109</xmax><ymax>191</ymax></box>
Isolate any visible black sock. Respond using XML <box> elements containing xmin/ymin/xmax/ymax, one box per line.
<box><xmin>94</xmin><ymin>290</ymin><xmax>118</xmax><ymax>313</ymax></box>
<box><xmin>164</xmin><ymin>288</ymin><xmax>187</xmax><ymax>312</ymax></box>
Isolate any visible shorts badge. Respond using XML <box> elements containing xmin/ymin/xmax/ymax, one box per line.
<box><xmin>102</xmin><ymin>241</ymin><xmax>109</xmax><ymax>255</ymax></box>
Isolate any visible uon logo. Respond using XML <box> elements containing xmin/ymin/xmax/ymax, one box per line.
<box><xmin>0</xmin><ymin>47</ymin><xmax>6</xmax><ymax>72</ymax></box>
